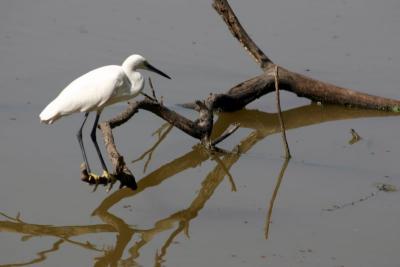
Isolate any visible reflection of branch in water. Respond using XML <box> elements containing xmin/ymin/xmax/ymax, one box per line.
<box><xmin>152</xmin><ymin>121</ymin><xmax>171</xmax><ymax>139</ymax></box>
<box><xmin>138</xmin><ymin>116</ymin><xmax>305</xmax><ymax>261</ymax></box>
<box><xmin>97</xmin><ymin>104</ymin><xmax>398</xmax><ymax>212</ymax></box>
<box><xmin>2</xmin><ymin>239</ymin><xmax>65</xmax><ymax>267</ymax></box>
<box><xmin>125</xmin><ymin>144</ymin><xmax>245</xmax><ymax>265</ymax></box>
<box><xmin>155</xmin><ymin>222</ymin><xmax>186</xmax><ymax>267</ymax></box>
<box><xmin>265</xmin><ymin>158</ymin><xmax>290</xmax><ymax>239</ymax></box>
<box><xmin>92</xmin><ymin>210</ymin><xmax>136</xmax><ymax>267</ymax></box>
<box><xmin>90</xmin><ymin>129</ymin><xmax>254</xmax><ymax>265</ymax></box>
<box><xmin>0</xmin><ymin>212</ymin><xmax>103</xmax><ymax>253</ymax></box>
<box><xmin>0</xmin><ymin>219</ymin><xmax>115</xmax><ymax>240</ymax></box>
<box><xmin>91</xmin><ymin>104</ymin><xmax>399</xmax><ymax>266</ymax></box>
<box><xmin>2</xmin><ymin>104</ymin><xmax>398</xmax><ymax>266</ymax></box>
<box><xmin>211</xmin><ymin>122</ymin><xmax>240</xmax><ymax>146</ymax></box>
<box><xmin>93</xmin><ymin>144</ymin><xmax>211</xmax><ymax>213</ymax></box>
<box><xmin>0</xmin><ymin>211</ymin><xmax>23</xmax><ymax>223</ymax></box>
<box><xmin>0</xmin><ymin>212</ymin><xmax>111</xmax><ymax>266</ymax></box>
<box><xmin>210</xmin><ymin>153</ymin><xmax>237</xmax><ymax>192</ymax></box>
<box><xmin>132</xmin><ymin>123</ymin><xmax>173</xmax><ymax>173</ymax></box>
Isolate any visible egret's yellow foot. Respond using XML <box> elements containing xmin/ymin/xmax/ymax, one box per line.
<box><xmin>88</xmin><ymin>172</ymin><xmax>101</xmax><ymax>192</ymax></box>
<box><xmin>101</xmin><ymin>170</ymin><xmax>117</xmax><ymax>192</ymax></box>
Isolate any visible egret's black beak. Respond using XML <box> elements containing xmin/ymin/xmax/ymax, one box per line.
<box><xmin>145</xmin><ymin>62</ymin><xmax>171</xmax><ymax>79</ymax></box>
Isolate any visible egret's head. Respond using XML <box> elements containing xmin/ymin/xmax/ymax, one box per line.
<box><xmin>123</xmin><ymin>54</ymin><xmax>171</xmax><ymax>79</ymax></box>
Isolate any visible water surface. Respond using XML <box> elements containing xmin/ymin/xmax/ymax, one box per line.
<box><xmin>1</xmin><ymin>0</ymin><xmax>400</xmax><ymax>266</ymax></box>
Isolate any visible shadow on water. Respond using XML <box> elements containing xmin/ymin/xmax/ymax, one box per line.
<box><xmin>0</xmin><ymin>104</ymin><xmax>398</xmax><ymax>266</ymax></box>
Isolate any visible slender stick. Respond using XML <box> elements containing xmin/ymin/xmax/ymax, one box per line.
<box><xmin>274</xmin><ymin>65</ymin><xmax>291</xmax><ymax>159</ymax></box>
<box><xmin>140</xmin><ymin>92</ymin><xmax>157</xmax><ymax>102</ymax></box>
<box><xmin>148</xmin><ymin>77</ymin><xmax>157</xmax><ymax>101</ymax></box>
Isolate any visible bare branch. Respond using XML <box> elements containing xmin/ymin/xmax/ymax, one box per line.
<box><xmin>80</xmin><ymin>0</ymin><xmax>400</xmax><ymax>191</ymax></box>
<box><xmin>212</xmin><ymin>0</ymin><xmax>273</xmax><ymax>70</ymax></box>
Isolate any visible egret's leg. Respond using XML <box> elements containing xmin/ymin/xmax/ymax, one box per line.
<box><xmin>90</xmin><ymin>111</ymin><xmax>116</xmax><ymax>191</ymax></box>
<box><xmin>90</xmin><ymin>112</ymin><xmax>108</xmax><ymax>171</ymax></box>
<box><xmin>77</xmin><ymin>112</ymin><xmax>91</xmax><ymax>173</ymax></box>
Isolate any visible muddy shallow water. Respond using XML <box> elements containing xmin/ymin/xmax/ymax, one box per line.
<box><xmin>1</xmin><ymin>0</ymin><xmax>400</xmax><ymax>266</ymax></box>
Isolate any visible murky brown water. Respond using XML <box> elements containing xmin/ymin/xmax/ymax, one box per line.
<box><xmin>1</xmin><ymin>0</ymin><xmax>400</xmax><ymax>266</ymax></box>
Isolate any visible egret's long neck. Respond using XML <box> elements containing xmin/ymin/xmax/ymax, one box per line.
<box><xmin>122</xmin><ymin>59</ymin><xmax>145</xmax><ymax>95</ymax></box>
<box><xmin>126</xmin><ymin>69</ymin><xmax>144</xmax><ymax>96</ymax></box>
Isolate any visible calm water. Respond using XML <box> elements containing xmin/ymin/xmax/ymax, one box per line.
<box><xmin>1</xmin><ymin>0</ymin><xmax>400</xmax><ymax>266</ymax></box>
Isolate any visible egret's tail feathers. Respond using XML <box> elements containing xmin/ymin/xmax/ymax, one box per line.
<box><xmin>39</xmin><ymin>101</ymin><xmax>61</xmax><ymax>124</ymax></box>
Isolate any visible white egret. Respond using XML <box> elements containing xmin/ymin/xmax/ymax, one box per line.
<box><xmin>39</xmin><ymin>54</ymin><xmax>171</xmax><ymax>190</ymax></box>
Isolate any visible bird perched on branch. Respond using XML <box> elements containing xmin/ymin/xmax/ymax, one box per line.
<box><xmin>39</xmin><ymin>54</ymin><xmax>171</xmax><ymax>191</ymax></box>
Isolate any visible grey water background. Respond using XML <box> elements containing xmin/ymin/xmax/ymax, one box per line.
<box><xmin>1</xmin><ymin>0</ymin><xmax>400</xmax><ymax>266</ymax></box>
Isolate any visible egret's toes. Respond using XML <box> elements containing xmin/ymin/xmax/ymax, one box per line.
<box><xmin>88</xmin><ymin>172</ymin><xmax>101</xmax><ymax>192</ymax></box>
<box><xmin>101</xmin><ymin>170</ymin><xmax>117</xmax><ymax>192</ymax></box>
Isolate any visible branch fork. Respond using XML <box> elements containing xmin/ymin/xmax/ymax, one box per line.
<box><xmin>81</xmin><ymin>0</ymin><xmax>400</xmax><ymax>191</ymax></box>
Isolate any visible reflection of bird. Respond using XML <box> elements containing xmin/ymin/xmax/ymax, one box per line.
<box><xmin>40</xmin><ymin>54</ymin><xmax>171</xmax><ymax>190</ymax></box>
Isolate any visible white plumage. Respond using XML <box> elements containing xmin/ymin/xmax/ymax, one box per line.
<box><xmin>40</xmin><ymin>54</ymin><xmax>150</xmax><ymax>124</ymax></box>
<box><xmin>39</xmin><ymin>54</ymin><xmax>170</xmax><ymax>191</ymax></box>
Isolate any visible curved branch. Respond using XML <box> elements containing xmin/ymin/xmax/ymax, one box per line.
<box><xmin>278</xmin><ymin>68</ymin><xmax>400</xmax><ymax>110</ymax></box>
<box><xmin>80</xmin><ymin>0</ymin><xmax>400</xmax><ymax>191</ymax></box>
<box><xmin>212</xmin><ymin>0</ymin><xmax>273</xmax><ymax>70</ymax></box>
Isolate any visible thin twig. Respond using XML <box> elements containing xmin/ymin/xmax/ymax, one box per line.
<box><xmin>274</xmin><ymin>65</ymin><xmax>291</xmax><ymax>159</ymax></box>
<box><xmin>140</xmin><ymin>92</ymin><xmax>157</xmax><ymax>102</ymax></box>
<box><xmin>148</xmin><ymin>77</ymin><xmax>157</xmax><ymax>100</ymax></box>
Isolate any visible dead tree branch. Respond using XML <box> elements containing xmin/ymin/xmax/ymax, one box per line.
<box><xmin>81</xmin><ymin>0</ymin><xmax>400</xmax><ymax>190</ymax></box>
<box><xmin>212</xmin><ymin>0</ymin><xmax>273</xmax><ymax>70</ymax></box>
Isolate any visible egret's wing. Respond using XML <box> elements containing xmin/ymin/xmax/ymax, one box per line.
<box><xmin>55</xmin><ymin>66</ymin><xmax>126</xmax><ymax>113</ymax></box>
<box><xmin>39</xmin><ymin>66</ymin><xmax>128</xmax><ymax>123</ymax></box>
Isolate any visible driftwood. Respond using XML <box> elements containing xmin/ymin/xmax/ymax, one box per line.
<box><xmin>82</xmin><ymin>0</ymin><xmax>400</xmax><ymax>190</ymax></box>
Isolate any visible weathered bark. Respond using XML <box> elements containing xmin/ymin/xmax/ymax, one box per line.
<box><xmin>82</xmin><ymin>0</ymin><xmax>400</xmax><ymax>190</ymax></box>
<box><xmin>199</xmin><ymin>69</ymin><xmax>400</xmax><ymax>112</ymax></box>
<box><xmin>212</xmin><ymin>0</ymin><xmax>273</xmax><ymax>70</ymax></box>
